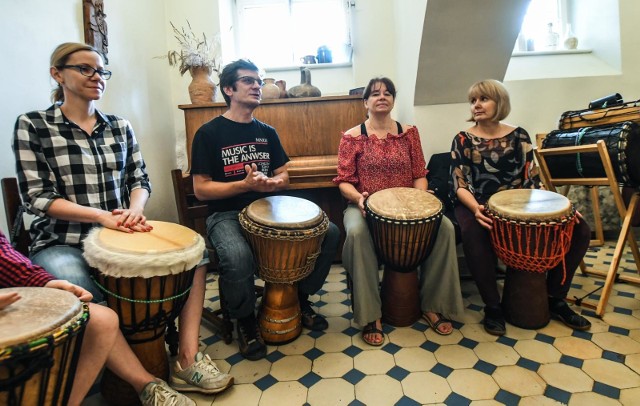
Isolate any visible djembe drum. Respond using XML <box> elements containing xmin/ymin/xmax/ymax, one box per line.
<box><xmin>485</xmin><ymin>189</ymin><xmax>577</xmax><ymax>329</ymax></box>
<box><xmin>365</xmin><ymin>187</ymin><xmax>444</xmax><ymax>327</ymax></box>
<box><xmin>83</xmin><ymin>221</ymin><xmax>204</xmax><ymax>405</ymax></box>
<box><xmin>0</xmin><ymin>287</ymin><xmax>89</xmax><ymax>406</ymax></box>
<box><xmin>239</xmin><ymin>196</ymin><xmax>329</xmax><ymax>345</ymax></box>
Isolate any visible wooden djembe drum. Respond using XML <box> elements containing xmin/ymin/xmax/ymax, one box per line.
<box><xmin>84</xmin><ymin>221</ymin><xmax>203</xmax><ymax>405</ymax></box>
<box><xmin>239</xmin><ymin>196</ymin><xmax>329</xmax><ymax>345</ymax></box>
<box><xmin>485</xmin><ymin>189</ymin><xmax>577</xmax><ymax>329</ymax></box>
<box><xmin>365</xmin><ymin>187</ymin><xmax>444</xmax><ymax>327</ymax></box>
<box><xmin>0</xmin><ymin>287</ymin><xmax>89</xmax><ymax>406</ymax></box>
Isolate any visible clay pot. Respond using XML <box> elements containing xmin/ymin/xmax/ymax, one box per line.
<box><xmin>261</xmin><ymin>78</ymin><xmax>280</xmax><ymax>99</ymax></box>
<box><xmin>287</xmin><ymin>67</ymin><xmax>321</xmax><ymax>98</ymax></box>
<box><xmin>188</xmin><ymin>66</ymin><xmax>216</xmax><ymax>104</ymax></box>
<box><xmin>275</xmin><ymin>80</ymin><xmax>287</xmax><ymax>98</ymax></box>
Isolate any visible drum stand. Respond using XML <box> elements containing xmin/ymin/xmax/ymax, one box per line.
<box><xmin>534</xmin><ymin>140</ymin><xmax>640</xmax><ymax>317</ymax></box>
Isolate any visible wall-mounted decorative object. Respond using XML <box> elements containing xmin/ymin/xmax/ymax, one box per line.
<box><xmin>83</xmin><ymin>0</ymin><xmax>109</xmax><ymax>64</ymax></box>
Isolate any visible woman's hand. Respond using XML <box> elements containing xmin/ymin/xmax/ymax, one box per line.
<box><xmin>358</xmin><ymin>192</ymin><xmax>369</xmax><ymax>217</ymax></box>
<box><xmin>475</xmin><ymin>205</ymin><xmax>493</xmax><ymax>230</ymax></box>
<box><xmin>0</xmin><ymin>291</ymin><xmax>20</xmax><ymax>310</ymax></box>
<box><xmin>111</xmin><ymin>208</ymin><xmax>153</xmax><ymax>232</ymax></box>
<box><xmin>44</xmin><ymin>279</ymin><xmax>94</xmax><ymax>302</ymax></box>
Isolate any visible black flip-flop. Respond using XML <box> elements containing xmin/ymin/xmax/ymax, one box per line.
<box><xmin>423</xmin><ymin>313</ymin><xmax>453</xmax><ymax>336</ymax></box>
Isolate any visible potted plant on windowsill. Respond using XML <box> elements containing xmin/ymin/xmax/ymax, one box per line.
<box><xmin>161</xmin><ymin>21</ymin><xmax>221</xmax><ymax>104</ymax></box>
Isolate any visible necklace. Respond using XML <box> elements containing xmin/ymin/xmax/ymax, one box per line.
<box><xmin>367</xmin><ymin>119</ymin><xmax>394</xmax><ymax>136</ymax></box>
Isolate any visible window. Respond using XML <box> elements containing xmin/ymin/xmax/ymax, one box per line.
<box><xmin>514</xmin><ymin>0</ymin><xmax>571</xmax><ymax>52</ymax></box>
<box><xmin>234</xmin><ymin>0</ymin><xmax>352</xmax><ymax>68</ymax></box>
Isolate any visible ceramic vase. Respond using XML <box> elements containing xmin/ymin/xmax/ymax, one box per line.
<box><xmin>188</xmin><ymin>66</ymin><xmax>216</xmax><ymax>104</ymax></box>
<box><xmin>287</xmin><ymin>67</ymin><xmax>321</xmax><ymax>98</ymax></box>
<box><xmin>261</xmin><ymin>78</ymin><xmax>280</xmax><ymax>99</ymax></box>
<box><xmin>276</xmin><ymin>80</ymin><xmax>287</xmax><ymax>98</ymax></box>
<box><xmin>563</xmin><ymin>24</ymin><xmax>578</xmax><ymax>50</ymax></box>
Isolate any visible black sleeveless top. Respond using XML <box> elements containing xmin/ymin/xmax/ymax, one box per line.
<box><xmin>360</xmin><ymin>121</ymin><xmax>403</xmax><ymax>137</ymax></box>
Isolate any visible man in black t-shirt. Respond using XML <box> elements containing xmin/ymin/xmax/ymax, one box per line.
<box><xmin>191</xmin><ymin>59</ymin><xmax>339</xmax><ymax>361</ymax></box>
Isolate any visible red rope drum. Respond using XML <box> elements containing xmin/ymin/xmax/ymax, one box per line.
<box><xmin>485</xmin><ymin>189</ymin><xmax>577</xmax><ymax>279</ymax></box>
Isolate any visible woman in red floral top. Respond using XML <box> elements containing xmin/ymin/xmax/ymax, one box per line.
<box><xmin>450</xmin><ymin>79</ymin><xmax>591</xmax><ymax>335</ymax></box>
<box><xmin>334</xmin><ymin>77</ymin><xmax>463</xmax><ymax>346</ymax></box>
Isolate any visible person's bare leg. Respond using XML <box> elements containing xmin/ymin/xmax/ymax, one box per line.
<box><xmin>67</xmin><ymin>303</ymin><xmax>118</xmax><ymax>406</ymax></box>
<box><xmin>104</xmin><ymin>332</ymin><xmax>156</xmax><ymax>393</ymax></box>
<box><xmin>177</xmin><ymin>265</ymin><xmax>206</xmax><ymax>368</ymax></box>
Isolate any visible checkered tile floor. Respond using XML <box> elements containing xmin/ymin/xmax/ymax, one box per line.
<box><xmin>84</xmin><ymin>239</ymin><xmax>640</xmax><ymax>405</ymax></box>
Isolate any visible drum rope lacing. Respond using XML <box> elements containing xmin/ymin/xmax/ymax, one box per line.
<box><xmin>485</xmin><ymin>208</ymin><xmax>576</xmax><ymax>284</ymax></box>
<box><xmin>257</xmin><ymin>252</ymin><xmax>321</xmax><ymax>284</ymax></box>
<box><xmin>574</xmin><ymin>126</ymin><xmax>589</xmax><ymax>177</ymax></box>
<box><xmin>90</xmin><ymin>276</ymin><xmax>192</xmax><ymax>304</ymax></box>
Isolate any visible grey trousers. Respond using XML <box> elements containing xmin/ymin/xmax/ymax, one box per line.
<box><xmin>342</xmin><ymin>204</ymin><xmax>464</xmax><ymax>326</ymax></box>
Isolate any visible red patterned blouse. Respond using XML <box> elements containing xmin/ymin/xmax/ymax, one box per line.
<box><xmin>333</xmin><ymin>125</ymin><xmax>428</xmax><ymax>194</ymax></box>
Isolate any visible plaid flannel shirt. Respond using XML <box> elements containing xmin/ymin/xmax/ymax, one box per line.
<box><xmin>12</xmin><ymin>104</ymin><xmax>151</xmax><ymax>254</ymax></box>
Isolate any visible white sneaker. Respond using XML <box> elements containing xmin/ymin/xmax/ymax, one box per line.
<box><xmin>171</xmin><ymin>352</ymin><xmax>234</xmax><ymax>394</ymax></box>
<box><xmin>139</xmin><ymin>379</ymin><xmax>195</xmax><ymax>406</ymax></box>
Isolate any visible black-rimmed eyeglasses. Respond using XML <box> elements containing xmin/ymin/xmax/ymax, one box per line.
<box><xmin>236</xmin><ymin>76</ymin><xmax>264</xmax><ymax>87</ymax></box>
<box><xmin>59</xmin><ymin>65</ymin><xmax>112</xmax><ymax>80</ymax></box>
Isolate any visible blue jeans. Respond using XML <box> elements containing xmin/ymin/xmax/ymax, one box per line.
<box><xmin>206</xmin><ymin>211</ymin><xmax>339</xmax><ymax>319</ymax></box>
<box><xmin>31</xmin><ymin>245</ymin><xmax>104</xmax><ymax>302</ymax></box>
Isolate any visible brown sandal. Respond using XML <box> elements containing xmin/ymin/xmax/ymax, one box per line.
<box><xmin>362</xmin><ymin>321</ymin><xmax>385</xmax><ymax>346</ymax></box>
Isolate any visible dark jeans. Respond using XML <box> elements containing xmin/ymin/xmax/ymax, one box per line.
<box><xmin>206</xmin><ymin>210</ymin><xmax>340</xmax><ymax>319</ymax></box>
<box><xmin>454</xmin><ymin>204</ymin><xmax>591</xmax><ymax>308</ymax></box>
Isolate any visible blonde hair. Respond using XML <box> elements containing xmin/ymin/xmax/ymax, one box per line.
<box><xmin>50</xmin><ymin>42</ymin><xmax>101</xmax><ymax>103</ymax></box>
<box><xmin>466</xmin><ymin>79</ymin><xmax>511</xmax><ymax>122</ymax></box>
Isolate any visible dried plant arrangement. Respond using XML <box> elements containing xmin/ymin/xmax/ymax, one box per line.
<box><xmin>160</xmin><ymin>21</ymin><xmax>221</xmax><ymax>76</ymax></box>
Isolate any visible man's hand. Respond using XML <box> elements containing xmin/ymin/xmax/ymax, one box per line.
<box><xmin>244</xmin><ymin>163</ymin><xmax>284</xmax><ymax>192</ymax></box>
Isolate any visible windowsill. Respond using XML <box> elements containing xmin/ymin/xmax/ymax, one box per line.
<box><xmin>265</xmin><ymin>62</ymin><xmax>352</xmax><ymax>73</ymax></box>
<box><xmin>512</xmin><ymin>48</ymin><xmax>592</xmax><ymax>57</ymax></box>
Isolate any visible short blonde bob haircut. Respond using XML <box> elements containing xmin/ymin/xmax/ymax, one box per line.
<box><xmin>467</xmin><ymin>79</ymin><xmax>511</xmax><ymax>122</ymax></box>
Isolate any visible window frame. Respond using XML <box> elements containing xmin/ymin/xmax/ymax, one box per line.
<box><xmin>232</xmin><ymin>0</ymin><xmax>353</xmax><ymax>70</ymax></box>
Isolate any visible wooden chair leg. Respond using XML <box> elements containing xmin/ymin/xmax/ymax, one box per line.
<box><xmin>595</xmin><ymin>192</ymin><xmax>640</xmax><ymax>316</ymax></box>
<box><xmin>202</xmin><ymin>282</ymin><xmax>234</xmax><ymax>344</ymax></box>
<box><xmin>589</xmin><ymin>186</ymin><xmax>605</xmax><ymax>247</ymax></box>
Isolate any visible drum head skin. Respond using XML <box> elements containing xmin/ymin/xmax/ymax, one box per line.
<box><xmin>96</xmin><ymin>221</ymin><xmax>199</xmax><ymax>254</ymax></box>
<box><xmin>366</xmin><ymin>187</ymin><xmax>443</xmax><ymax>220</ymax></box>
<box><xmin>83</xmin><ymin>220</ymin><xmax>205</xmax><ymax>278</ymax></box>
<box><xmin>244</xmin><ymin>196</ymin><xmax>323</xmax><ymax>229</ymax></box>
<box><xmin>0</xmin><ymin>287</ymin><xmax>81</xmax><ymax>347</ymax></box>
<box><xmin>487</xmin><ymin>189</ymin><xmax>572</xmax><ymax>221</ymax></box>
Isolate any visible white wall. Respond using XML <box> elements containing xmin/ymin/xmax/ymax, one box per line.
<box><xmin>0</xmin><ymin>0</ymin><xmax>176</xmax><ymax>234</ymax></box>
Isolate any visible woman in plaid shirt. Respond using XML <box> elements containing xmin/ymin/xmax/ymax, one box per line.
<box><xmin>11</xmin><ymin>42</ymin><xmax>233</xmax><ymax>397</ymax></box>
<box><xmin>13</xmin><ymin>43</ymin><xmax>151</xmax><ymax>299</ymax></box>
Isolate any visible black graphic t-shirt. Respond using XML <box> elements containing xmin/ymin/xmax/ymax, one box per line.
<box><xmin>191</xmin><ymin>115</ymin><xmax>290</xmax><ymax>213</ymax></box>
